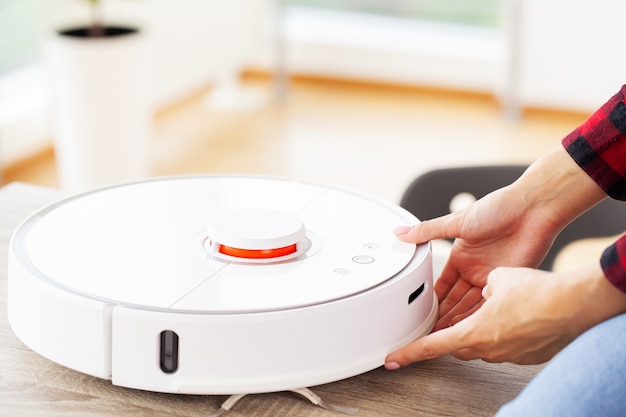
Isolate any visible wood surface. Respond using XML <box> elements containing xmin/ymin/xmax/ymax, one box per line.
<box><xmin>0</xmin><ymin>182</ymin><xmax>543</xmax><ymax>417</ymax></box>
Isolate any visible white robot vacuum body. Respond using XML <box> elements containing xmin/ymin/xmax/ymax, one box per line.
<box><xmin>8</xmin><ymin>176</ymin><xmax>436</xmax><ymax>394</ymax></box>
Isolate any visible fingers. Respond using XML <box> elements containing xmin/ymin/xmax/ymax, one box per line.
<box><xmin>481</xmin><ymin>284</ymin><xmax>491</xmax><ymax>298</ymax></box>
<box><xmin>385</xmin><ymin>288</ymin><xmax>494</xmax><ymax>370</ymax></box>
<box><xmin>447</xmin><ymin>298</ymin><xmax>485</xmax><ymax>327</ymax></box>
<box><xmin>434</xmin><ymin>278</ymin><xmax>484</xmax><ymax>331</ymax></box>
<box><xmin>394</xmin><ymin>214</ymin><xmax>462</xmax><ymax>244</ymax></box>
<box><xmin>385</xmin><ymin>279</ymin><xmax>491</xmax><ymax>369</ymax></box>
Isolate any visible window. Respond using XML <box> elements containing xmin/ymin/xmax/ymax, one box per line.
<box><xmin>286</xmin><ymin>0</ymin><xmax>499</xmax><ymax>27</ymax></box>
<box><xmin>281</xmin><ymin>0</ymin><xmax>503</xmax><ymax>93</ymax></box>
<box><xmin>0</xmin><ymin>0</ymin><xmax>42</xmax><ymax>74</ymax></box>
<box><xmin>0</xmin><ymin>0</ymin><xmax>48</xmax><ymax>168</ymax></box>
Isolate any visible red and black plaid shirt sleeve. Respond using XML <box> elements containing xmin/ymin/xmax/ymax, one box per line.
<box><xmin>562</xmin><ymin>84</ymin><xmax>626</xmax><ymax>292</ymax></box>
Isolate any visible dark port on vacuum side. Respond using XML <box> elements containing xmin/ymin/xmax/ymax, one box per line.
<box><xmin>160</xmin><ymin>330</ymin><xmax>179</xmax><ymax>374</ymax></box>
<box><xmin>408</xmin><ymin>283</ymin><xmax>425</xmax><ymax>305</ymax></box>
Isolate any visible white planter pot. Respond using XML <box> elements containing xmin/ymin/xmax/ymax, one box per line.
<box><xmin>45</xmin><ymin>26</ymin><xmax>152</xmax><ymax>192</ymax></box>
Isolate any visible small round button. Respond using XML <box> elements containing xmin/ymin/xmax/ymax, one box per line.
<box><xmin>352</xmin><ymin>255</ymin><xmax>375</xmax><ymax>264</ymax></box>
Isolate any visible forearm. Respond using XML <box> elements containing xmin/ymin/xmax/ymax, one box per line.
<box><xmin>512</xmin><ymin>147</ymin><xmax>607</xmax><ymax>234</ymax></box>
<box><xmin>515</xmin><ymin>147</ymin><xmax>626</xmax><ymax>297</ymax></box>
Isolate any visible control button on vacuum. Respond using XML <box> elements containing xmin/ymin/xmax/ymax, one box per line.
<box><xmin>352</xmin><ymin>255</ymin><xmax>375</xmax><ymax>264</ymax></box>
<box><xmin>160</xmin><ymin>330</ymin><xmax>179</xmax><ymax>374</ymax></box>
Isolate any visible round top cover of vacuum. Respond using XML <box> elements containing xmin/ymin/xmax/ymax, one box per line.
<box><xmin>19</xmin><ymin>176</ymin><xmax>419</xmax><ymax>312</ymax></box>
<box><xmin>8</xmin><ymin>175</ymin><xmax>434</xmax><ymax>394</ymax></box>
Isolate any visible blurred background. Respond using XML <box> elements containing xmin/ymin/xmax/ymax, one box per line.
<box><xmin>1</xmin><ymin>0</ymin><xmax>625</xmax><ymax>203</ymax></box>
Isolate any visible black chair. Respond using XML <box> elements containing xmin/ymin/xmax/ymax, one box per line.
<box><xmin>400</xmin><ymin>165</ymin><xmax>626</xmax><ymax>271</ymax></box>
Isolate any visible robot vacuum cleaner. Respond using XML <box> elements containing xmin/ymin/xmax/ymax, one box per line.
<box><xmin>7</xmin><ymin>175</ymin><xmax>436</xmax><ymax>395</ymax></box>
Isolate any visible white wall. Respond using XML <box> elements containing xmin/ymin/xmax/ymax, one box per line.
<box><xmin>266</xmin><ymin>1</ymin><xmax>626</xmax><ymax>114</ymax></box>
<box><xmin>517</xmin><ymin>0</ymin><xmax>626</xmax><ymax>112</ymax></box>
<box><xmin>77</xmin><ymin>0</ymin><xmax>625</xmax><ymax>114</ymax></box>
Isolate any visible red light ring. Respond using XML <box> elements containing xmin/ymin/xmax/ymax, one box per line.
<box><xmin>217</xmin><ymin>243</ymin><xmax>298</xmax><ymax>259</ymax></box>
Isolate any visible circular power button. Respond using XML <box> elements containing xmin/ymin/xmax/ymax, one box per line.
<box><xmin>352</xmin><ymin>255</ymin><xmax>375</xmax><ymax>264</ymax></box>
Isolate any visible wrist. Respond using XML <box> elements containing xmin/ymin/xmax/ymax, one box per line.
<box><xmin>558</xmin><ymin>263</ymin><xmax>626</xmax><ymax>332</ymax></box>
<box><xmin>514</xmin><ymin>147</ymin><xmax>607</xmax><ymax>232</ymax></box>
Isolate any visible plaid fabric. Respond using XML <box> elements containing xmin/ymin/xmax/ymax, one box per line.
<box><xmin>600</xmin><ymin>241</ymin><xmax>626</xmax><ymax>292</ymax></box>
<box><xmin>562</xmin><ymin>85</ymin><xmax>626</xmax><ymax>292</ymax></box>
<box><xmin>562</xmin><ymin>85</ymin><xmax>626</xmax><ymax>200</ymax></box>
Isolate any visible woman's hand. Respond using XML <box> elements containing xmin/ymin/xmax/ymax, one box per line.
<box><xmin>385</xmin><ymin>264</ymin><xmax>626</xmax><ymax>368</ymax></box>
<box><xmin>397</xmin><ymin>183</ymin><xmax>562</xmax><ymax>331</ymax></box>
<box><xmin>397</xmin><ymin>148</ymin><xmax>608</xmax><ymax>331</ymax></box>
<box><xmin>383</xmin><ymin>147</ymin><xmax>612</xmax><ymax>370</ymax></box>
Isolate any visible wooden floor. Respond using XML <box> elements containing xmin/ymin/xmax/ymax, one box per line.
<box><xmin>2</xmin><ymin>73</ymin><xmax>589</xmax><ymax>205</ymax></box>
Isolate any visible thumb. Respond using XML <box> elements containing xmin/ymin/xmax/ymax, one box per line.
<box><xmin>395</xmin><ymin>214</ymin><xmax>461</xmax><ymax>244</ymax></box>
<box><xmin>384</xmin><ymin>325</ymin><xmax>462</xmax><ymax>369</ymax></box>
